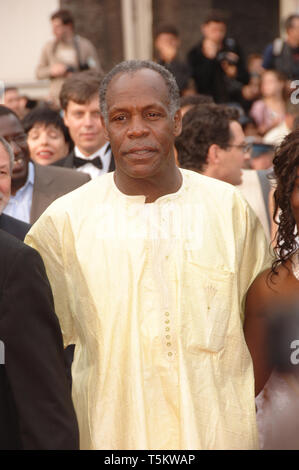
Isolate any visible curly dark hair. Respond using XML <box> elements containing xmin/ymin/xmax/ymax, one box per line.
<box><xmin>175</xmin><ymin>104</ymin><xmax>240</xmax><ymax>171</ymax></box>
<box><xmin>271</xmin><ymin>127</ymin><xmax>299</xmax><ymax>278</ymax></box>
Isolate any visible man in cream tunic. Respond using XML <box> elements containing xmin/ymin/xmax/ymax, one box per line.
<box><xmin>26</xmin><ymin>60</ymin><xmax>272</xmax><ymax>450</ymax></box>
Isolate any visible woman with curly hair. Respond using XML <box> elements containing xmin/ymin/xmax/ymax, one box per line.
<box><xmin>244</xmin><ymin>127</ymin><xmax>299</xmax><ymax>449</ymax></box>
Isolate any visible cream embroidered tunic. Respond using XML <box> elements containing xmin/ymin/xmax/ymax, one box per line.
<box><xmin>25</xmin><ymin>169</ymin><xmax>272</xmax><ymax>450</ymax></box>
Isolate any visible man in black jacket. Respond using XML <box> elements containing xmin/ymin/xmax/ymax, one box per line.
<box><xmin>187</xmin><ymin>10</ymin><xmax>248</xmax><ymax>103</ymax></box>
<box><xmin>0</xmin><ymin>229</ymin><xmax>79</xmax><ymax>449</ymax></box>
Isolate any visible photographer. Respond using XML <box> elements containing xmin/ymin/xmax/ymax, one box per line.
<box><xmin>36</xmin><ymin>9</ymin><xmax>102</xmax><ymax>108</ymax></box>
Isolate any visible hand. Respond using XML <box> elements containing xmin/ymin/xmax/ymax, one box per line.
<box><xmin>202</xmin><ymin>39</ymin><xmax>218</xmax><ymax>59</ymax></box>
<box><xmin>50</xmin><ymin>63</ymin><xmax>68</xmax><ymax>77</ymax></box>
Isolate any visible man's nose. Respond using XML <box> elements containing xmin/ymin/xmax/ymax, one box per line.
<box><xmin>244</xmin><ymin>149</ymin><xmax>251</xmax><ymax>161</ymax></box>
<box><xmin>82</xmin><ymin>113</ymin><xmax>93</xmax><ymax>127</ymax></box>
<box><xmin>127</xmin><ymin>116</ymin><xmax>149</xmax><ymax>138</ymax></box>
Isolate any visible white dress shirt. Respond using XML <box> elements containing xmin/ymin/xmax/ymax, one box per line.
<box><xmin>74</xmin><ymin>142</ymin><xmax>111</xmax><ymax>179</ymax></box>
<box><xmin>3</xmin><ymin>162</ymin><xmax>35</xmax><ymax>224</ymax></box>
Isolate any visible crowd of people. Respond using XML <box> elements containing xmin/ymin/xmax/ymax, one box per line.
<box><xmin>0</xmin><ymin>7</ymin><xmax>299</xmax><ymax>450</ymax></box>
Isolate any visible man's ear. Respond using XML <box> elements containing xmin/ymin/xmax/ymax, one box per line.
<box><xmin>206</xmin><ymin>144</ymin><xmax>220</xmax><ymax>165</ymax></box>
<box><xmin>100</xmin><ymin>114</ymin><xmax>110</xmax><ymax>141</ymax></box>
<box><xmin>173</xmin><ymin>109</ymin><xmax>182</xmax><ymax>137</ymax></box>
<box><xmin>63</xmin><ymin>109</ymin><xmax>69</xmax><ymax>127</ymax></box>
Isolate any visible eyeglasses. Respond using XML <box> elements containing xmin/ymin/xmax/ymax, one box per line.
<box><xmin>226</xmin><ymin>143</ymin><xmax>252</xmax><ymax>154</ymax></box>
<box><xmin>4</xmin><ymin>133</ymin><xmax>27</xmax><ymax>147</ymax></box>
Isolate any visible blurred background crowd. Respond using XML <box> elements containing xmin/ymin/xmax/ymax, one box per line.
<box><xmin>1</xmin><ymin>0</ymin><xmax>299</xmax><ymax>451</ymax></box>
<box><xmin>1</xmin><ymin>1</ymin><xmax>299</xmax><ymax>170</ymax></box>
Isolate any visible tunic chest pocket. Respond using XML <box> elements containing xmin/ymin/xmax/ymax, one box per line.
<box><xmin>181</xmin><ymin>263</ymin><xmax>234</xmax><ymax>354</ymax></box>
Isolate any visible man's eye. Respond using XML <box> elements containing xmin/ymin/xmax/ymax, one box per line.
<box><xmin>113</xmin><ymin>115</ymin><xmax>126</xmax><ymax>122</ymax></box>
<box><xmin>146</xmin><ymin>112</ymin><xmax>161</xmax><ymax>118</ymax></box>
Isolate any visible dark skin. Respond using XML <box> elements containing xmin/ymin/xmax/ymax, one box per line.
<box><xmin>244</xmin><ymin>265</ymin><xmax>299</xmax><ymax>396</ymax></box>
<box><xmin>244</xmin><ymin>168</ymin><xmax>299</xmax><ymax>396</ymax></box>
<box><xmin>0</xmin><ymin>113</ymin><xmax>30</xmax><ymax>195</ymax></box>
<box><xmin>101</xmin><ymin>68</ymin><xmax>183</xmax><ymax>203</ymax></box>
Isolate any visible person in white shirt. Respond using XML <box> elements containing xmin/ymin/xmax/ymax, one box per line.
<box><xmin>54</xmin><ymin>70</ymin><xmax>115</xmax><ymax>178</ymax></box>
<box><xmin>263</xmin><ymin>101</ymin><xmax>299</xmax><ymax>146</ymax></box>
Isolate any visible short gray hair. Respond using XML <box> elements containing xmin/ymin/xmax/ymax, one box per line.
<box><xmin>99</xmin><ymin>60</ymin><xmax>180</xmax><ymax>123</ymax></box>
<box><xmin>0</xmin><ymin>136</ymin><xmax>14</xmax><ymax>174</ymax></box>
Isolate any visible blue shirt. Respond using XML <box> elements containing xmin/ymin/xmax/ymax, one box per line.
<box><xmin>3</xmin><ymin>162</ymin><xmax>34</xmax><ymax>224</ymax></box>
<box><xmin>262</xmin><ymin>43</ymin><xmax>275</xmax><ymax>69</ymax></box>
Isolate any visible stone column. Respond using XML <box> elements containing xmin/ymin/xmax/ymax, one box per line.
<box><xmin>121</xmin><ymin>0</ymin><xmax>153</xmax><ymax>60</ymax></box>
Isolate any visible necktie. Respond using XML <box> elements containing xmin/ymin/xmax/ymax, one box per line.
<box><xmin>73</xmin><ymin>156</ymin><xmax>103</xmax><ymax>169</ymax></box>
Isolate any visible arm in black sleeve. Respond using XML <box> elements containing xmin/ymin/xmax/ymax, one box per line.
<box><xmin>0</xmin><ymin>244</ymin><xmax>79</xmax><ymax>449</ymax></box>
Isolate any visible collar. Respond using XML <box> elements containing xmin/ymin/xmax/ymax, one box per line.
<box><xmin>9</xmin><ymin>161</ymin><xmax>34</xmax><ymax>199</ymax></box>
<box><xmin>74</xmin><ymin>142</ymin><xmax>110</xmax><ymax>161</ymax></box>
<box><xmin>17</xmin><ymin>161</ymin><xmax>35</xmax><ymax>193</ymax></box>
<box><xmin>111</xmin><ymin>168</ymin><xmax>185</xmax><ymax>204</ymax></box>
<box><xmin>27</xmin><ymin>161</ymin><xmax>35</xmax><ymax>185</ymax></box>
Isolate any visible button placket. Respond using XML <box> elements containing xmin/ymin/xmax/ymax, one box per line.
<box><xmin>163</xmin><ymin>310</ymin><xmax>175</xmax><ymax>359</ymax></box>
<box><xmin>151</xmin><ymin>233</ymin><xmax>176</xmax><ymax>361</ymax></box>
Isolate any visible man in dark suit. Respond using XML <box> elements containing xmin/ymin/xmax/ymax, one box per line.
<box><xmin>0</xmin><ymin>229</ymin><xmax>79</xmax><ymax>449</ymax></box>
<box><xmin>0</xmin><ymin>105</ymin><xmax>90</xmax><ymax>224</ymax></box>
<box><xmin>54</xmin><ymin>70</ymin><xmax>115</xmax><ymax>178</ymax></box>
<box><xmin>0</xmin><ymin>136</ymin><xmax>30</xmax><ymax>239</ymax></box>
<box><xmin>0</xmin><ymin>213</ymin><xmax>30</xmax><ymax>241</ymax></box>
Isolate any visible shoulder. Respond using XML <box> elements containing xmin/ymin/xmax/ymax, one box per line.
<box><xmin>0</xmin><ymin>229</ymin><xmax>24</xmax><ymax>257</ymax></box>
<box><xmin>37</xmin><ymin>172</ymin><xmax>114</xmax><ymax>219</ymax></box>
<box><xmin>35</xmin><ymin>163</ymin><xmax>90</xmax><ymax>185</ymax></box>
<box><xmin>52</xmin><ymin>152</ymin><xmax>74</xmax><ymax>168</ymax></box>
<box><xmin>40</xmin><ymin>38</ymin><xmax>56</xmax><ymax>53</ymax></box>
<box><xmin>187</xmin><ymin>43</ymin><xmax>202</xmax><ymax>60</ymax></box>
<box><xmin>248</xmin><ymin>267</ymin><xmax>272</xmax><ymax>292</ymax></box>
<box><xmin>245</xmin><ymin>267</ymin><xmax>276</xmax><ymax>313</ymax></box>
<box><xmin>246</xmin><ymin>262</ymin><xmax>294</xmax><ymax>305</ymax></box>
<box><xmin>76</xmin><ymin>35</ymin><xmax>96</xmax><ymax>49</ymax></box>
<box><xmin>263</xmin><ymin>42</ymin><xmax>274</xmax><ymax>56</ymax></box>
<box><xmin>0</xmin><ymin>229</ymin><xmax>40</xmax><ymax>283</ymax></box>
<box><xmin>262</xmin><ymin>43</ymin><xmax>275</xmax><ymax>68</ymax></box>
<box><xmin>0</xmin><ymin>214</ymin><xmax>30</xmax><ymax>241</ymax></box>
<box><xmin>182</xmin><ymin>168</ymin><xmax>243</xmax><ymax>203</ymax></box>
<box><xmin>181</xmin><ymin>169</ymin><xmax>253</xmax><ymax>223</ymax></box>
<box><xmin>45</xmin><ymin>164</ymin><xmax>90</xmax><ymax>182</ymax></box>
<box><xmin>182</xmin><ymin>169</ymin><xmax>263</xmax><ymax>232</ymax></box>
